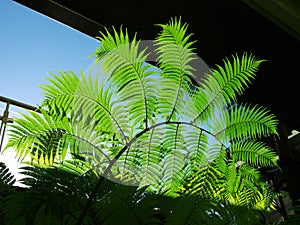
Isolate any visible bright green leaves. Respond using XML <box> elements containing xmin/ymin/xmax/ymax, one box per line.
<box><xmin>213</xmin><ymin>103</ymin><xmax>278</xmax><ymax>143</ymax></box>
<box><xmin>41</xmin><ymin>71</ymin><xmax>80</xmax><ymax>104</ymax></box>
<box><xmin>180</xmin><ymin>160</ymin><xmax>277</xmax><ymax>210</ymax></box>
<box><xmin>192</xmin><ymin>54</ymin><xmax>264</xmax><ymax>124</ymax></box>
<box><xmin>229</xmin><ymin>140</ymin><xmax>278</xmax><ymax>167</ymax></box>
<box><xmin>5</xmin><ymin>110</ymin><xmax>68</xmax><ymax>164</ymax></box>
<box><xmin>5</xmin><ymin>17</ymin><xmax>280</xmax><ymax>214</ymax></box>
<box><xmin>212</xmin><ymin>53</ymin><xmax>263</xmax><ymax>101</ymax></box>
<box><xmin>155</xmin><ymin>17</ymin><xmax>196</xmax><ymax>121</ymax></box>
<box><xmin>179</xmin><ymin>164</ymin><xmax>224</xmax><ymax>198</ymax></box>
<box><xmin>94</xmin><ymin>27</ymin><xmax>158</xmax><ymax>129</ymax></box>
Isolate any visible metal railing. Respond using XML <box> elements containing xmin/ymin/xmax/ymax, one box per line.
<box><xmin>0</xmin><ymin>96</ymin><xmax>38</xmax><ymax>152</ymax></box>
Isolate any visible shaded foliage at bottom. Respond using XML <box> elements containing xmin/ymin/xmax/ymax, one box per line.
<box><xmin>0</xmin><ymin>164</ymin><xmax>267</xmax><ymax>225</ymax></box>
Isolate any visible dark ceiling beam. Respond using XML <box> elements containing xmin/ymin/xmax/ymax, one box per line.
<box><xmin>15</xmin><ymin>0</ymin><xmax>300</xmax><ymax>41</ymax></box>
<box><xmin>11</xmin><ymin>0</ymin><xmax>300</xmax><ymax>132</ymax></box>
<box><xmin>242</xmin><ymin>0</ymin><xmax>300</xmax><ymax>41</ymax></box>
<box><xmin>13</xmin><ymin>0</ymin><xmax>105</xmax><ymax>38</ymax></box>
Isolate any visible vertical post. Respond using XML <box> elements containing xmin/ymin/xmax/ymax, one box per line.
<box><xmin>0</xmin><ymin>96</ymin><xmax>38</xmax><ymax>153</ymax></box>
<box><xmin>277</xmin><ymin>123</ymin><xmax>300</xmax><ymax>215</ymax></box>
<box><xmin>0</xmin><ymin>102</ymin><xmax>10</xmax><ymax>152</ymax></box>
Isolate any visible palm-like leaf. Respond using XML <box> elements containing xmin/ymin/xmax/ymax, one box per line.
<box><xmin>5</xmin><ymin>108</ymin><xmax>112</xmax><ymax>170</ymax></box>
<box><xmin>155</xmin><ymin>17</ymin><xmax>196</xmax><ymax>121</ymax></box>
<box><xmin>5</xmin><ymin>110</ymin><xmax>69</xmax><ymax>163</ymax></box>
<box><xmin>229</xmin><ymin>140</ymin><xmax>278</xmax><ymax>167</ymax></box>
<box><xmin>41</xmin><ymin>71</ymin><xmax>130</xmax><ymax>140</ymax></box>
<box><xmin>4</xmin><ymin>17</ymin><xmax>280</xmax><ymax>224</ymax></box>
<box><xmin>179</xmin><ymin>162</ymin><xmax>224</xmax><ymax>199</ymax></box>
<box><xmin>2</xmin><ymin>164</ymin><xmax>96</xmax><ymax>225</ymax></box>
<box><xmin>94</xmin><ymin>27</ymin><xmax>158</xmax><ymax>129</ymax></box>
<box><xmin>191</xmin><ymin>53</ymin><xmax>264</xmax><ymax>124</ymax></box>
<box><xmin>213</xmin><ymin>103</ymin><xmax>278</xmax><ymax>142</ymax></box>
<box><xmin>180</xmin><ymin>160</ymin><xmax>278</xmax><ymax>210</ymax></box>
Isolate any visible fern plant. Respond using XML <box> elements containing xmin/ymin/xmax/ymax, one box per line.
<box><xmin>1</xmin><ymin>163</ymin><xmax>266</xmax><ymax>225</ymax></box>
<box><xmin>4</xmin><ymin>17</ymin><xmax>279</xmax><ymax>224</ymax></box>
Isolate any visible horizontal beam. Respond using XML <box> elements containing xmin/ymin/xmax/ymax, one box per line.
<box><xmin>0</xmin><ymin>96</ymin><xmax>37</xmax><ymax>111</ymax></box>
<box><xmin>13</xmin><ymin>0</ymin><xmax>105</xmax><ymax>38</ymax></box>
<box><xmin>243</xmin><ymin>0</ymin><xmax>300</xmax><ymax>41</ymax></box>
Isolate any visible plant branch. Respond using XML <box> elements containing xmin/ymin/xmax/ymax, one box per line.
<box><xmin>75</xmin><ymin>120</ymin><xmax>226</xmax><ymax>224</ymax></box>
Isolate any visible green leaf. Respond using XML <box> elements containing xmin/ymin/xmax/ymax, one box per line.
<box><xmin>229</xmin><ymin>140</ymin><xmax>278</xmax><ymax>167</ymax></box>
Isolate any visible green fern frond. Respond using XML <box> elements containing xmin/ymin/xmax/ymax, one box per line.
<box><xmin>213</xmin><ymin>103</ymin><xmax>278</xmax><ymax>142</ymax></box>
<box><xmin>229</xmin><ymin>140</ymin><xmax>278</xmax><ymax>167</ymax></box>
<box><xmin>192</xmin><ymin>53</ymin><xmax>264</xmax><ymax>124</ymax></box>
<box><xmin>238</xmin><ymin>163</ymin><xmax>261</xmax><ymax>182</ymax></box>
<box><xmin>40</xmin><ymin>71</ymin><xmax>80</xmax><ymax>106</ymax></box>
<box><xmin>219</xmin><ymin>161</ymin><xmax>254</xmax><ymax>206</ymax></box>
<box><xmin>251</xmin><ymin>184</ymin><xmax>279</xmax><ymax>211</ymax></box>
<box><xmin>5</xmin><ymin>110</ymin><xmax>64</xmax><ymax>162</ymax></box>
<box><xmin>134</xmin><ymin>127</ymin><xmax>166</xmax><ymax>188</ymax></box>
<box><xmin>94</xmin><ymin>26</ymin><xmax>158</xmax><ymax>129</ymax></box>
<box><xmin>179</xmin><ymin>164</ymin><xmax>224</xmax><ymax>199</ymax></box>
<box><xmin>180</xmin><ymin>159</ymin><xmax>276</xmax><ymax>210</ymax></box>
<box><xmin>114</xmin><ymin>123</ymin><xmax>189</xmax><ymax>196</ymax></box>
<box><xmin>155</xmin><ymin>17</ymin><xmax>197</xmax><ymax>121</ymax></box>
<box><xmin>42</xmin><ymin>71</ymin><xmax>131</xmax><ymax>141</ymax></box>
<box><xmin>185</xmin><ymin>128</ymin><xmax>209</xmax><ymax>169</ymax></box>
<box><xmin>219</xmin><ymin>161</ymin><xmax>277</xmax><ymax>209</ymax></box>
<box><xmin>5</xmin><ymin>110</ymin><xmax>111</xmax><ymax>167</ymax></box>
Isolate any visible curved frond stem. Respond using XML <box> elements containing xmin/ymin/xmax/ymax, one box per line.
<box><xmin>76</xmin><ymin>120</ymin><xmax>227</xmax><ymax>224</ymax></box>
<box><xmin>168</xmin><ymin>74</ymin><xmax>184</xmax><ymax>122</ymax></box>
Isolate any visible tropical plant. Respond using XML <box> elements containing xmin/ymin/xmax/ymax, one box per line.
<box><xmin>1</xmin><ymin>163</ymin><xmax>266</xmax><ymax>225</ymax></box>
<box><xmin>2</xmin><ymin>17</ymin><xmax>280</xmax><ymax>224</ymax></box>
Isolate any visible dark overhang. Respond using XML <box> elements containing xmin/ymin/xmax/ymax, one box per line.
<box><xmin>12</xmin><ymin>0</ymin><xmax>300</xmax><ymax>131</ymax></box>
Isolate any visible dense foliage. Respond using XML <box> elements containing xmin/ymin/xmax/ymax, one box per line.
<box><xmin>1</xmin><ymin>18</ymin><xmax>281</xmax><ymax>224</ymax></box>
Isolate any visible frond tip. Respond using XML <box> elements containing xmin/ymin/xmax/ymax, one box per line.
<box><xmin>230</xmin><ymin>140</ymin><xmax>278</xmax><ymax>167</ymax></box>
<box><xmin>191</xmin><ymin>53</ymin><xmax>266</xmax><ymax>124</ymax></box>
<box><xmin>212</xmin><ymin>53</ymin><xmax>265</xmax><ymax>100</ymax></box>
<box><xmin>155</xmin><ymin>17</ymin><xmax>197</xmax><ymax>121</ymax></box>
<box><xmin>213</xmin><ymin>103</ymin><xmax>278</xmax><ymax>142</ymax></box>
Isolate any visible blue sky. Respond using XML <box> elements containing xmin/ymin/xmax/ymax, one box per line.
<box><xmin>1</xmin><ymin>0</ymin><xmax>99</xmax><ymax>106</ymax></box>
<box><xmin>0</xmin><ymin>0</ymin><xmax>100</xmax><ymax>181</ymax></box>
